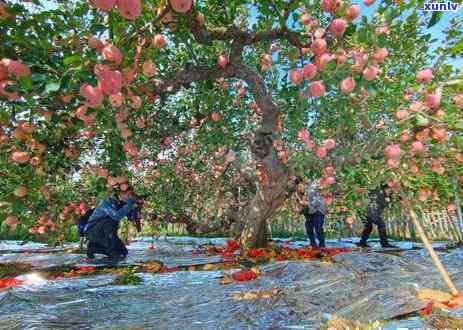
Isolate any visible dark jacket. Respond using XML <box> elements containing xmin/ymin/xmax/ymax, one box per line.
<box><xmin>84</xmin><ymin>197</ymin><xmax>137</xmax><ymax>233</ymax></box>
<box><xmin>366</xmin><ymin>188</ymin><xmax>387</xmax><ymax>219</ymax></box>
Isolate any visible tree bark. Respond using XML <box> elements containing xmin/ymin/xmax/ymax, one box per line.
<box><xmin>238</xmin><ymin>174</ymin><xmax>286</xmax><ymax>248</ymax></box>
<box><xmin>235</xmin><ymin>65</ymin><xmax>288</xmax><ymax>248</ymax></box>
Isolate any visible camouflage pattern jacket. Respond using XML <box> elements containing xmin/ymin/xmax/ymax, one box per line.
<box><xmin>366</xmin><ymin>188</ymin><xmax>387</xmax><ymax>219</ymax></box>
<box><xmin>307</xmin><ymin>186</ymin><xmax>326</xmax><ymax>215</ymax></box>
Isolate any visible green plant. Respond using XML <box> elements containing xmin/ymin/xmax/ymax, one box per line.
<box><xmin>0</xmin><ymin>262</ymin><xmax>31</xmax><ymax>278</ymax></box>
<box><xmin>112</xmin><ymin>268</ymin><xmax>143</xmax><ymax>286</ymax></box>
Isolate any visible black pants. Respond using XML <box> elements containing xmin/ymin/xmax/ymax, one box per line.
<box><xmin>360</xmin><ymin>216</ymin><xmax>389</xmax><ymax>246</ymax></box>
<box><xmin>303</xmin><ymin>211</ymin><xmax>325</xmax><ymax>248</ymax></box>
<box><xmin>85</xmin><ymin>218</ymin><xmax>128</xmax><ymax>257</ymax></box>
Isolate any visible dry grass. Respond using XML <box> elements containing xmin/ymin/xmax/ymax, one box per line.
<box><xmin>322</xmin><ymin>316</ymin><xmax>383</xmax><ymax>330</ymax></box>
<box><xmin>427</xmin><ymin>311</ymin><xmax>463</xmax><ymax>329</ymax></box>
<box><xmin>0</xmin><ymin>262</ymin><xmax>31</xmax><ymax>278</ymax></box>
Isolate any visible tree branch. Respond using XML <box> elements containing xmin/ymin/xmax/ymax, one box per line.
<box><xmin>146</xmin><ymin>9</ymin><xmax>310</xmax><ymax>136</ymax></box>
<box><xmin>118</xmin><ymin>5</ymin><xmax>171</xmax><ymax>47</ymax></box>
<box><xmin>249</xmin><ymin>29</ymin><xmax>310</xmax><ymax>48</ymax></box>
<box><xmin>185</xmin><ymin>11</ymin><xmax>310</xmax><ymax>49</ymax></box>
<box><xmin>235</xmin><ymin>64</ymin><xmax>279</xmax><ymax>131</ymax></box>
<box><xmin>145</xmin><ymin>65</ymin><xmax>236</xmax><ymax>96</ymax></box>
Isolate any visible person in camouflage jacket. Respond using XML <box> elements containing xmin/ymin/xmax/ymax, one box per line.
<box><xmin>357</xmin><ymin>185</ymin><xmax>397</xmax><ymax>248</ymax></box>
<box><xmin>294</xmin><ymin>177</ymin><xmax>326</xmax><ymax>248</ymax></box>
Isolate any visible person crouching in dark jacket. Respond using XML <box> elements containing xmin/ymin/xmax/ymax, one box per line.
<box><xmin>83</xmin><ymin>188</ymin><xmax>142</xmax><ymax>259</ymax></box>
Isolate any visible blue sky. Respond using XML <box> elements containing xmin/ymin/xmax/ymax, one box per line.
<box><xmin>250</xmin><ymin>1</ymin><xmax>462</xmax><ymax>69</ymax></box>
<box><xmin>358</xmin><ymin>1</ymin><xmax>463</xmax><ymax>69</ymax></box>
<box><xmin>427</xmin><ymin>11</ymin><xmax>463</xmax><ymax>69</ymax></box>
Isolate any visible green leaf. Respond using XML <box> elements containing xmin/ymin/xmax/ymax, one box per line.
<box><xmin>367</xmin><ymin>86</ymin><xmax>377</xmax><ymax>98</ymax></box>
<box><xmin>45</xmin><ymin>81</ymin><xmax>61</xmax><ymax>94</ymax></box>
<box><xmin>31</xmin><ymin>73</ymin><xmax>47</xmax><ymax>82</ymax></box>
<box><xmin>450</xmin><ymin>136</ymin><xmax>463</xmax><ymax>149</ymax></box>
<box><xmin>384</xmin><ymin>8</ymin><xmax>395</xmax><ymax>23</ymax></box>
<box><xmin>18</xmin><ymin>77</ymin><xmax>33</xmax><ymax>91</ymax></box>
<box><xmin>288</xmin><ymin>48</ymin><xmax>298</xmax><ymax>63</ymax></box>
<box><xmin>450</xmin><ymin>120</ymin><xmax>463</xmax><ymax>131</ymax></box>
<box><xmin>377</xmin><ymin>34</ymin><xmax>388</xmax><ymax>48</ymax></box>
<box><xmin>358</xmin><ymin>27</ymin><xmax>369</xmax><ymax>43</ymax></box>
<box><xmin>0</xmin><ymin>111</ymin><xmax>9</xmax><ymax>124</ymax></box>
<box><xmin>63</xmin><ymin>54</ymin><xmax>81</xmax><ymax>66</ymax></box>
<box><xmin>427</xmin><ymin>11</ymin><xmax>442</xmax><ymax>28</ymax></box>
<box><xmin>416</xmin><ymin>114</ymin><xmax>429</xmax><ymax>127</ymax></box>
<box><xmin>449</xmin><ymin>38</ymin><xmax>463</xmax><ymax>55</ymax></box>
<box><xmin>344</xmin><ymin>24</ymin><xmax>356</xmax><ymax>38</ymax></box>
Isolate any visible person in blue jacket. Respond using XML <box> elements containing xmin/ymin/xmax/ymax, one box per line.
<box><xmin>84</xmin><ymin>188</ymin><xmax>143</xmax><ymax>259</ymax></box>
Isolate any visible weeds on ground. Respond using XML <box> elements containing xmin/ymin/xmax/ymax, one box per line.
<box><xmin>321</xmin><ymin>316</ymin><xmax>384</xmax><ymax>330</ymax></box>
<box><xmin>426</xmin><ymin>308</ymin><xmax>463</xmax><ymax>329</ymax></box>
<box><xmin>112</xmin><ymin>268</ymin><xmax>143</xmax><ymax>285</ymax></box>
<box><xmin>0</xmin><ymin>263</ymin><xmax>31</xmax><ymax>278</ymax></box>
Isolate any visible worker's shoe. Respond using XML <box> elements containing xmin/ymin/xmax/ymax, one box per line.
<box><xmin>108</xmin><ymin>251</ymin><xmax>127</xmax><ymax>259</ymax></box>
<box><xmin>381</xmin><ymin>243</ymin><xmax>398</xmax><ymax>249</ymax></box>
<box><xmin>107</xmin><ymin>255</ymin><xmax>126</xmax><ymax>262</ymax></box>
<box><xmin>86</xmin><ymin>242</ymin><xmax>95</xmax><ymax>259</ymax></box>
<box><xmin>86</xmin><ymin>249</ymin><xmax>95</xmax><ymax>259</ymax></box>
<box><xmin>355</xmin><ymin>242</ymin><xmax>370</xmax><ymax>248</ymax></box>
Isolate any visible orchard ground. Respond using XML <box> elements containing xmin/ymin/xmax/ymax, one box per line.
<box><xmin>0</xmin><ymin>235</ymin><xmax>463</xmax><ymax>329</ymax></box>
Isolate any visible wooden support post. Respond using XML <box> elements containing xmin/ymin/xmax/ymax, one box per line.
<box><xmin>448</xmin><ymin>213</ymin><xmax>462</xmax><ymax>242</ymax></box>
<box><xmin>400</xmin><ymin>218</ymin><xmax>407</xmax><ymax>239</ymax></box>
<box><xmin>391</xmin><ymin>218</ymin><xmax>395</xmax><ymax>239</ymax></box>
<box><xmin>386</xmin><ymin>217</ymin><xmax>391</xmax><ymax>238</ymax></box>
<box><xmin>448</xmin><ymin>211</ymin><xmax>463</xmax><ymax>242</ymax></box>
<box><xmin>454</xmin><ymin>177</ymin><xmax>463</xmax><ymax>235</ymax></box>
<box><xmin>394</xmin><ymin>220</ymin><xmax>400</xmax><ymax>239</ymax></box>
<box><xmin>424</xmin><ymin>210</ymin><xmax>436</xmax><ymax>239</ymax></box>
<box><xmin>436</xmin><ymin>211</ymin><xmax>443</xmax><ymax>239</ymax></box>
<box><xmin>437</xmin><ymin>211</ymin><xmax>446</xmax><ymax>239</ymax></box>
<box><xmin>409</xmin><ymin>208</ymin><xmax>459</xmax><ymax>296</ymax></box>
<box><xmin>443</xmin><ymin>212</ymin><xmax>453</xmax><ymax>241</ymax></box>
<box><xmin>443</xmin><ymin>213</ymin><xmax>451</xmax><ymax>240</ymax></box>
<box><xmin>405</xmin><ymin>219</ymin><xmax>411</xmax><ymax>239</ymax></box>
<box><xmin>409</xmin><ymin>214</ymin><xmax>417</xmax><ymax>240</ymax></box>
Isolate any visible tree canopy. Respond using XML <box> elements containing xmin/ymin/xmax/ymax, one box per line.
<box><xmin>0</xmin><ymin>0</ymin><xmax>462</xmax><ymax>246</ymax></box>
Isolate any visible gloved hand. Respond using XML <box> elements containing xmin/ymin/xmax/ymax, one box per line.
<box><xmin>124</xmin><ymin>196</ymin><xmax>138</xmax><ymax>209</ymax></box>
